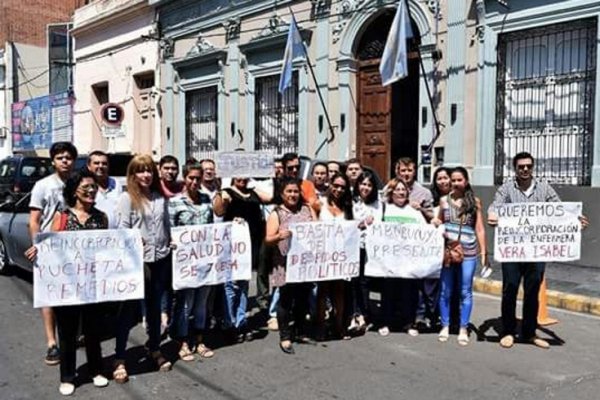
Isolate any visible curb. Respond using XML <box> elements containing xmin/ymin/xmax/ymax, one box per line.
<box><xmin>473</xmin><ymin>278</ymin><xmax>600</xmax><ymax>317</ymax></box>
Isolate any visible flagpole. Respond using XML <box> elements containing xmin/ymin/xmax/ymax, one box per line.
<box><xmin>288</xmin><ymin>9</ymin><xmax>336</xmax><ymax>156</ymax></box>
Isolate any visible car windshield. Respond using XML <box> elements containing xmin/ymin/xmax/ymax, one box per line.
<box><xmin>0</xmin><ymin>160</ymin><xmax>17</xmax><ymax>178</ymax></box>
<box><xmin>20</xmin><ymin>158</ymin><xmax>52</xmax><ymax>179</ymax></box>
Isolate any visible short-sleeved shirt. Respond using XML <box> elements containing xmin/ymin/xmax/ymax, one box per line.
<box><xmin>29</xmin><ymin>174</ymin><xmax>66</xmax><ymax>233</ymax></box>
<box><xmin>168</xmin><ymin>192</ymin><xmax>213</xmax><ymax>227</ymax></box>
<box><xmin>116</xmin><ymin>191</ymin><xmax>171</xmax><ymax>263</ymax></box>
<box><xmin>94</xmin><ymin>177</ymin><xmax>122</xmax><ymax>229</ymax></box>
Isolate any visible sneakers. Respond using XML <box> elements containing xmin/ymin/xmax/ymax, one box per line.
<box><xmin>378</xmin><ymin>326</ymin><xmax>390</xmax><ymax>337</ymax></box>
<box><xmin>267</xmin><ymin>317</ymin><xmax>279</xmax><ymax>331</ymax></box>
<box><xmin>92</xmin><ymin>375</ymin><xmax>109</xmax><ymax>388</ymax></box>
<box><xmin>407</xmin><ymin>327</ymin><xmax>419</xmax><ymax>337</ymax></box>
<box><xmin>438</xmin><ymin>326</ymin><xmax>450</xmax><ymax>342</ymax></box>
<box><xmin>59</xmin><ymin>383</ymin><xmax>75</xmax><ymax>396</ymax></box>
<box><xmin>45</xmin><ymin>345</ymin><xmax>60</xmax><ymax>366</ymax></box>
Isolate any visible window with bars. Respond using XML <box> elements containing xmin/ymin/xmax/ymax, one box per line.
<box><xmin>255</xmin><ymin>72</ymin><xmax>299</xmax><ymax>154</ymax></box>
<box><xmin>186</xmin><ymin>86</ymin><xmax>218</xmax><ymax>161</ymax></box>
<box><xmin>495</xmin><ymin>18</ymin><xmax>597</xmax><ymax>185</ymax></box>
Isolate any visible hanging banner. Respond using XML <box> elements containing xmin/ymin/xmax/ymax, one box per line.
<box><xmin>285</xmin><ymin>221</ymin><xmax>360</xmax><ymax>283</ymax></box>
<box><xmin>494</xmin><ymin>202</ymin><xmax>582</xmax><ymax>262</ymax></box>
<box><xmin>365</xmin><ymin>222</ymin><xmax>444</xmax><ymax>278</ymax></box>
<box><xmin>11</xmin><ymin>91</ymin><xmax>73</xmax><ymax>151</ymax></box>
<box><xmin>33</xmin><ymin>229</ymin><xmax>144</xmax><ymax>308</ymax></box>
<box><xmin>215</xmin><ymin>151</ymin><xmax>274</xmax><ymax>178</ymax></box>
<box><xmin>171</xmin><ymin>222</ymin><xmax>252</xmax><ymax>289</ymax></box>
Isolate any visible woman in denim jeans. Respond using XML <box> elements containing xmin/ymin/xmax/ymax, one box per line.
<box><xmin>433</xmin><ymin>167</ymin><xmax>487</xmax><ymax>346</ymax></box>
<box><xmin>213</xmin><ymin>177</ymin><xmax>270</xmax><ymax>342</ymax></box>
<box><xmin>114</xmin><ymin>155</ymin><xmax>172</xmax><ymax>381</ymax></box>
<box><xmin>168</xmin><ymin>161</ymin><xmax>215</xmax><ymax>361</ymax></box>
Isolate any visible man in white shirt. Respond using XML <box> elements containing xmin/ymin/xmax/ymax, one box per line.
<box><xmin>87</xmin><ymin>151</ymin><xmax>122</xmax><ymax>228</ymax></box>
<box><xmin>26</xmin><ymin>142</ymin><xmax>78</xmax><ymax>366</ymax></box>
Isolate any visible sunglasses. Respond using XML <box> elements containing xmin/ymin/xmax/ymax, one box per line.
<box><xmin>286</xmin><ymin>165</ymin><xmax>300</xmax><ymax>171</ymax></box>
<box><xmin>517</xmin><ymin>164</ymin><xmax>534</xmax><ymax>170</ymax></box>
<box><xmin>79</xmin><ymin>184</ymin><xmax>98</xmax><ymax>192</ymax></box>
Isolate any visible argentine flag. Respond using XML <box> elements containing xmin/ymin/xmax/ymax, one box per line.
<box><xmin>279</xmin><ymin>14</ymin><xmax>305</xmax><ymax>93</ymax></box>
<box><xmin>380</xmin><ymin>0</ymin><xmax>414</xmax><ymax>86</ymax></box>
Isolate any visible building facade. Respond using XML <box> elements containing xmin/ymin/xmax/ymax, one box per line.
<box><xmin>0</xmin><ymin>0</ymin><xmax>85</xmax><ymax>157</ymax></box>
<box><xmin>151</xmin><ymin>0</ymin><xmax>481</xmax><ymax>183</ymax></box>
<box><xmin>71</xmin><ymin>0</ymin><xmax>161</xmax><ymax>156</ymax></box>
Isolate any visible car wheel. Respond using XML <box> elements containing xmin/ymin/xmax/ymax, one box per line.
<box><xmin>0</xmin><ymin>239</ymin><xmax>12</xmax><ymax>275</ymax></box>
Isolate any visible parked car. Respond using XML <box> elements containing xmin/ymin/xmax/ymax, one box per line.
<box><xmin>0</xmin><ymin>193</ymin><xmax>33</xmax><ymax>274</ymax></box>
<box><xmin>0</xmin><ymin>156</ymin><xmax>52</xmax><ymax>203</ymax></box>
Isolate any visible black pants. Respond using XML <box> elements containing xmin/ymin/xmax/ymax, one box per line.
<box><xmin>277</xmin><ymin>283</ymin><xmax>312</xmax><ymax>341</ymax></box>
<box><xmin>54</xmin><ymin>304</ymin><xmax>103</xmax><ymax>383</ymax></box>
<box><xmin>256</xmin><ymin>242</ymin><xmax>273</xmax><ymax>309</ymax></box>
<box><xmin>350</xmin><ymin>249</ymin><xmax>370</xmax><ymax>319</ymax></box>
<box><xmin>501</xmin><ymin>262</ymin><xmax>545</xmax><ymax>339</ymax></box>
<box><xmin>382</xmin><ymin>278</ymin><xmax>419</xmax><ymax>330</ymax></box>
<box><xmin>415</xmin><ymin>278</ymin><xmax>440</xmax><ymax>324</ymax></box>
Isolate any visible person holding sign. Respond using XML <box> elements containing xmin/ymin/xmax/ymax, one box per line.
<box><xmin>432</xmin><ymin>167</ymin><xmax>487</xmax><ymax>346</ymax></box>
<box><xmin>351</xmin><ymin>171</ymin><xmax>384</xmax><ymax>333</ymax></box>
<box><xmin>49</xmin><ymin>169</ymin><xmax>110</xmax><ymax>396</ymax></box>
<box><xmin>316</xmin><ymin>172</ymin><xmax>354</xmax><ymax>340</ymax></box>
<box><xmin>115</xmin><ymin>155</ymin><xmax>173</xmax><ymax>376</ymax></box>
<box><xmin>168</xmin><ymin>161</ymin><xmax>215</xmax><ymax>361</ymax></box>
<box><xmin>487</xmin><ymin>152</ymin><xmax>589</xmax><ymax>349</ymax></box>
<box><xmin>380</xmin><ymin>178</ymin><xmax>426</xmax><ymax>338</ymax></box>
<box><xmin>213</xmin><ymin>177</ymin><xmax>271</xmax><ymax>342</ymax></box>
<box><xmin>265</xmin><ymin>177</ymin><xmax>317</xmax><ymax>354</ymax></box>
<box><xmin>26</xmin><ymin>142</ymin><xmax>78</xmax><ymax>367</ymax></box>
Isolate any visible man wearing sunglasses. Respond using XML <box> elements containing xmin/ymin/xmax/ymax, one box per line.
<box><xmin>488</xmin><ymin>152</ymin><xmax>589</xmax><ymax>350</ymax></box>
<box><xmin>281</xmin><ymin>152</ymin><xmax>319</xmax><ymax>212</ymax></box>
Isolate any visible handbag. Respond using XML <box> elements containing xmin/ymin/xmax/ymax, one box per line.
<box><xmin>443</xmin><ymin>214</ymin><xmax>465</xmax><ymax>267</ymax></box>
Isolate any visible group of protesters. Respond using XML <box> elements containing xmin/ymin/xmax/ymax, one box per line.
<box><xmin>24</xmin><ymin>142</ymin><xmax>588</xmax><ymax>396</ymax></box>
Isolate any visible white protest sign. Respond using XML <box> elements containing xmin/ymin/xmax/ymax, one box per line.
<box><xmin>171</xmin><ymin>222</ymin><xmax>252</xmax><ymax>289</ymax></box>
<box><xmin>215</xmin><ymin>151</ymin><xmax>274</xmax><ymax>178</ymax></box>
<box><xmin>494</xmin><ymin>202</ymin><xmax>582</xmax><ymax>262</ymax></box>
<box><xmin>286</xmin><ymin>221</ymin><xmax>360</xmax><ymax>283</ymax></box>
<box><xmin>33</xmin><ymin>229</ymin><xmax>144</xmax><ymax>308</ymax></box>
<box><xmin>365</xmin><ymin>222</ymin><xmax>444</xmax><ymax>278</ymax></box>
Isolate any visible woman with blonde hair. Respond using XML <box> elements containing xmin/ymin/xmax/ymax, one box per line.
<box><xmin>113</xmin><ymin>155</ymin><xmax>172</xmax><ymax>381</ymax></box>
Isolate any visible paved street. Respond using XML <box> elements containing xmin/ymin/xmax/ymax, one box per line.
<box><xmin>1</xmin><ymin>269</ymin><xmax>599</xmax><ymax>400</ymax></box>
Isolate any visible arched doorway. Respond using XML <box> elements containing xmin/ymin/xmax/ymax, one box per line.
<box><xmin>355</xmin><ymin>10</ymin><xmax>421</xmax><ymax>181</ymax></box>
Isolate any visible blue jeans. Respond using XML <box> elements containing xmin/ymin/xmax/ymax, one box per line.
<box><xmin>439</xmin><ymin>256</ymin><xmax>477</xmax><ymax>328</ymax></box>
<box><xmin>223</xmin><ymin>280</ymin><xmax>249</xmax><ymax>330</ymax></box>
<box><xmin>171</xmin><ymin>286</ymin><xmax>212</xmax><ymax>339</ymax></box>
<box><xmin>269</xmin><ymin>288</ymin><xmax>280</xmax><ymax>318</ymax></box>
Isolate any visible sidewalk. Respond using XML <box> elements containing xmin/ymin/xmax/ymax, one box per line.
<box><xmin>473</xmin><ymin>262</ymin><xmax>600</xmax><ymax>316</ymax></box>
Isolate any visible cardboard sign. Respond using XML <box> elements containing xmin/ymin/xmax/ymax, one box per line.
<box><xmin>215</xmin><ymin>151</ymin><xmax>274</xmax><ymax>178</ymax></box>
<box><xmin>365</xmin><ymin>222</ymin><xmax>445</xmax><ymax>278</ymax></box>
<box><xmin>494</xmin><ymin>202</ymin><xmax>582</xmax><ymax>262</ymax></box>
<box><xmin>33</xmin><ymin>229</ymin><xmax>144</xmax><ymax>308</ymax></box>
<box><xmin>286</xmin><ymin>221</ymin><xmax>360</xmax><ymax>283</ymax></box>
<box><xmin>171</xmin><ymin>222</ymin><xmax>252</xmax><ymax>289</ymax></box>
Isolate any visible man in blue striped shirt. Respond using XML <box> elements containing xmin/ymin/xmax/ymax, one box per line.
<box><xmin>487</xmin><ymin>152</ymin><xmax>588</xmax><ymax>349</ymax></box>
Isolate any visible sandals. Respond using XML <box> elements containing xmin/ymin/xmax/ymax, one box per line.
<box><xmin>112</xmin><ymin>361</ymin><xmax>129</xmax><ymax>384</ymax></box>
<box><xmin>195</xmin><ymin>343</ymin><xmax>215</xmax><ymax>359</ymax></box>
<box><xmin>458</xmin><ymin>328</ymin><xmax>470</xmax><ymax>346</ymax></box>
<box><xmin>178</xmin><ymin>342</ymin><xmax>195</xmax><ymax>362</ymax></box>
<box><xmin>500</xmin><ymin>334</ymin><xmax>514</xmax><ymax>349</ymax></box>
<box><xmin>438</xmin><ymin>327</ymin><xmax>450</xmax><ymax>343</ymax></box>
<box><xmin>151</xmin><ymin>351</ymin><xmax>172</xmax><ymax>372</ymax></box>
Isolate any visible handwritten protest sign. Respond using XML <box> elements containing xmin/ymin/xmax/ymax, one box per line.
<box><xmin>365</xmin><ymin>222</ymin><xmax>444</xmax><ymax>278</ymax></box>
<box><xmin>494</xmin><ymin>202</ymin><xmax>582</xmax><ymax>262</ymax></box>
<box><xmin>286</xmin><ymin>221</ymin><xmax>360</xmax><ymax>283</ymax></box>
<box><xmin>33</xmin><ymin>229</ymin><xmax>144</xmax><ymax>308</ymax></box>
<box><xmin>171</xmin><ymin>222</ymin><xmax>252</xmax><ymax>289</ymax></box>
<box><xmin>215</xmin><ymin>151</ymin><xmax>274</xmax><ymax>178</ymax></box>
